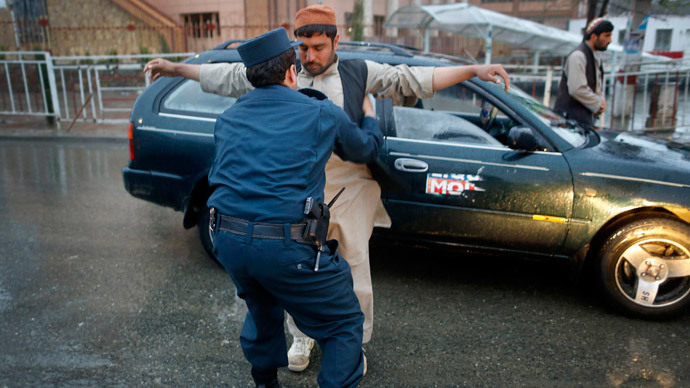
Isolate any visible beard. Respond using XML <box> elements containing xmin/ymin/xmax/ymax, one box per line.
<box><xmin>303</xmin><ymin>53</ymin><xmax>337</xmax><ymax>76</ymax></box>
<box><xmin>594</xmin><ymin>39</ymin><xmax>610</xmax><ymax>51</ymax></box>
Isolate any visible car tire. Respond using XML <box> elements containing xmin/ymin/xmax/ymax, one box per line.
<box><xmin>198</xmin><ymin>203</ymin><xmax>217</xmax><ymax>261</ymax></box>
<box><xmin>597</xmin><ymin>216</ymin><xmax>690</xmax><ymax>319</ymax></box>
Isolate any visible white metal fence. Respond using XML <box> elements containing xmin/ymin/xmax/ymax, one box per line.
<box><xmin>2</xmin><ymin>51</ymin><xmax>689</xmax><ymax>133</ymax></box>
<box><xmin>0</xmin><ymin>52</ymin><xmax>193</xmax><ymax>128</ymax></box>
<box><xmin>506</xmin><ymin>58</ymin><xmax>690</xmax><ymax>132</ymax></box>
<box><xmin>0</xmin><ymin>51</ymin><xmax>61</xmax><ymax>121</ymax></box>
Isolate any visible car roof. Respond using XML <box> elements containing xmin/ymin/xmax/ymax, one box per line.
<box><xmin>185</xmin><ymin>40</ymin><xmax>474</xmax><ymax>68</ymax></box>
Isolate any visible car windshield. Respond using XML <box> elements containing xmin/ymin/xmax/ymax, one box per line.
<box><xmin>504</xmin><ymin>86</ymin><xmax>588</xmax><ymax>148</ymax></box>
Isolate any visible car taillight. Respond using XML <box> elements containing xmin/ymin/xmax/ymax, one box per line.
<box><xmin>128</xmin><ymin>122</ymin><xmax>135</xmax><ymax>161</ymax></box>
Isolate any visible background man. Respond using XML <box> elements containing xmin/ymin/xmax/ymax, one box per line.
<box><xmin>554</xmin><ymin>17</ymin><xmax>613</xmax><ymax>126</ymax></box>
<box><xmin>144</xmin><ymin>4</ymin><xmax>509</xmax><ymax>373</ymax></box>
<box><xmin>209</xmin><ymin>27</ymin><xmax>382</xmax><ymax>388</ymax></box>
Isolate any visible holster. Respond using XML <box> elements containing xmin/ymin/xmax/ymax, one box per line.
<box><xmin>302</xmin><ymin>202</ymin><xmax>330</xmax><ymax>246</ymax></box>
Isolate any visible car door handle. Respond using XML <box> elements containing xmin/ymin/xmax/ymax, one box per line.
<box><xmin>394</xmin><ymin>158</ymin><xmax>428</xmax><ymax>172</ymax></box>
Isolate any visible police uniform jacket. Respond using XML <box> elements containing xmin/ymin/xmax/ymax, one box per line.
<box><xmin>200</xmin><ymin>57</ymin><xmax>434</xmax><ymax>227</ymax></box>
<box><xmin>207</xmin><ymin>84</ymin><xmax>383</xmax><ymax>223</ymax></box>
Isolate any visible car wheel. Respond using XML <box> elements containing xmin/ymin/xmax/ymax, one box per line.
<box><xmin>198</xmin><ymin>203</ymin><xmax>217</xmax><ymax>261</ymax></box>
<box><xmin>597</xmin><ymin>217</ymin><xmax>690</xmax><ymax>318</ymax></box>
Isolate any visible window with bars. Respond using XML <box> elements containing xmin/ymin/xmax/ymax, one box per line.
<box><xmin>618</xmin><ymin>30</ymin><xmax>626</xmax><ymax>45</ymax></box>
<box><xmin>373</xmin><ymin>15</ymin><xmax>385</xmax><ymax>37</ymax></box>
<box><xmin>11</xmin><ymin>0</ymin><xmax>48</xmax><ymax>43</ymax></box>
<box><xmin>183</xmin><ymin>12</ymin><xmax>220</xmax><ymax>39</ymax></box>
<box><xmin>654</xmin><ymin>29</ymin><xmax>672</xmax><ymax>51</ymax></box>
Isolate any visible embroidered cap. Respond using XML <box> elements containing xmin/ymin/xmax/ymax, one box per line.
<box><xmin>586</xmin><ymin>17</ymin><xmax>606</xmax><ymax>35</ymax></box>
<box><xmin>238</xmin><ymin>27</ymin><xmax>301</xmax><ymax>67</ymax></box>
<box><xmin>295</xmin><ymin>5</ymin><xmax>337</xmax><ymax>30</ymax></box>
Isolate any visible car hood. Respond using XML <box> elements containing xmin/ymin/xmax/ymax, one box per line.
<box><xmin>576</xmin><ymin>130</ymin><xmax>690</xmax><ymax>183</ymax></box>
<box><xmin>600</xmin><ymin>130</ymin><xmax>690</xmax><ymax>153</ymax></box>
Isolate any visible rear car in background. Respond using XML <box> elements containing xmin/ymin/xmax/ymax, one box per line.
<box><xmin>123</xmin><ymin>41</ymin><xmax>690</xmax><ymax>319</ymax></box>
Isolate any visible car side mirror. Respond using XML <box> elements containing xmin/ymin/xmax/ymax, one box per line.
<box><xmin>507</xmin><ymin>126</ymin><xmax>540</xmax><ymax>151</ymax></box>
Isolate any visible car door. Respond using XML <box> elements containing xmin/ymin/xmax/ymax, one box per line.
<box><xmin>381</xmin><ymin>83</ymin><xmax>574</xmax><ymax>255</ymax></box>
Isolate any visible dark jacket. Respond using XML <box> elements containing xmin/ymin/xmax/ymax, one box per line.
<box><xmin>338</xmin><ymin>59</ymin><xmax>407</xmax><ymax>190</ymax></box>
<box><xmin>553</xmin><ymin>42</ymin><xmax>603</xmax><ymax>126</ymax></box>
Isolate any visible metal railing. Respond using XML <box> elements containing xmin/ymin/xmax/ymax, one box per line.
<box><xmin>51</xmin><ymin>53</ymin><xmax>194</xmax><ymax>125</ymax></box>
<box><xmin>604</xmin><ymin>60</ymin><xmax>690</xmax><ymax>132</ymax></box>
<box><xmin>2</xmin><ymin>51</ymin><xmax>690</xmax><ymax>132</ymax></box>
<box><xmin>1</xmin><ymin>52</ymin><xmax>193</xmax><ymax>127</ymax></box>
<box><xmin>0</xmin><ymin>51</ymin><xmax>61</xmax><ymax>124</ymax></box>
<box><xmin>506</xmin><ymin>58</ymin><xmax>690</xmax><ymax>132</ymax></box>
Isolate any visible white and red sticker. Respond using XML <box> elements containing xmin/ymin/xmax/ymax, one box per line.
<box><xmin>425</xmin><ymin>173</ymin><xmax>484</xmax><ymax>196</ymax></box>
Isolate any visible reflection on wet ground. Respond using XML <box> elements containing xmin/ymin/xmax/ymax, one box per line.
<box><xmin>0</xmin><ymin>140</ymin><xmax>119</xmax><ymax>198</ymax></box>
<box><xmin>1</xmin><ymin>138</ymin><xmax>689</xmax><ymax>387</ymax></box>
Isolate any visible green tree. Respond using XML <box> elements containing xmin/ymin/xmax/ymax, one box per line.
<box><xmin>657</xmin><ymin>0</ymin><xmax>690</xmax><ymax>12</ymax></box>
<box><xmin>350</xmin><ymin>0</ymin><xmax>364</xmax><ymax>42</ymax></box>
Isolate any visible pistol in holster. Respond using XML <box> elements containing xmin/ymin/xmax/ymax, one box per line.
<box><xmin>302</xmin><ymin>187</ymin><xmax>345</xmax><ymax>271</ymax></box>
<box><xmin>302</xmin><ymin>199</ymin><xmax>330</xmax><ymax>248</ymax></box>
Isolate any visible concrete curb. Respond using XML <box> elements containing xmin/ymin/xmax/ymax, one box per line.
<box><xmin>1</xmin><ymin>117</ymin><xmax>127</xmax><ymax>140</ymax></box>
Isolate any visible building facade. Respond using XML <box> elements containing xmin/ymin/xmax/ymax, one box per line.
<box><xmin>2</xmin><ymin>0</ymin><xmax>182</xmax><ymax>56</ymax></box>
<box><xmin>1</xmin><ymin>0</ymin><xmax>583</xmax><ymax>57</ymax></box>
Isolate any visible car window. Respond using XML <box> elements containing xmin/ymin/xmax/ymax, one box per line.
<box><xmin>392</xmin><ymin>83</ymin><xmax>516</xmax><ymax>147</ymax></box>
<box><xmin>507</xmin><ymin>88</ymin><xmax>587</xmax><ymax>148</ymax></box>
<box><xmin>424</xmin><ymin>84</ymin><xmax>508</xmax><ymax>120</ymax></box>
<box><xmin>161</xmin><ymin>79</ymin><xmax>237</xmax><ymax>116</ymax></box>
<box><xmin>393</xmin><ymin>106</ymin><xmax>503</xmax><ymax>147</ymax></box>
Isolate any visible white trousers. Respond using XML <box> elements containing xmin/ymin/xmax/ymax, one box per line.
<box><xmin>287</xmin><ymin>155</ymin><xmax>387</xmax><ymax>344</ymax></box>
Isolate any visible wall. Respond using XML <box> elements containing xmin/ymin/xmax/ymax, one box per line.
<box><xmin>0</xmin><ymin>6</ymin><xmax>18</xmax><ymax>51</ymax></box>
<box><xmin>4</xmin><ymin>0</ymin><xmax>169</xmax><ymax>56</ymax></box>
<box><xmin>145</xmin><ymin>0</ymin><xmax>247</xmax><ymax>51</ymax></box>
<box><xmin>468</xmin><ymin>0</ymin><xmax>579</xmax><ymax>29</ymax></box>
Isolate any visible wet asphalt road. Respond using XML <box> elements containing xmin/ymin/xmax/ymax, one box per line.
<box><xmin>1</xmin><ymin>138</ymin><xmax>690</xmax><ymax>388</ymax></box>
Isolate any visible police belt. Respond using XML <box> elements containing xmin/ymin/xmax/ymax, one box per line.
<box><xmin>216</xmin><ymin>214</ymin><xmax>310</xmax><ymax>243</ymax></box>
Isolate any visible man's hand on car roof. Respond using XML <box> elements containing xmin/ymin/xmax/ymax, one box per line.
<box><xmin>475</xmin><ymin>64</ymin><xmax>510</xmax><ymax>92</ymax></box>
<box><xmin>144</xmin><ymin>59</ymin><xmax>201</xmax><ymax>83</ymax></box>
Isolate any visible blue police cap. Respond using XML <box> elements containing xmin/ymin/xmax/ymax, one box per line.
<box><xmin>238</xmin><ymin>27</ymin><xmax>301</xmax><ymax>67</ymax></box>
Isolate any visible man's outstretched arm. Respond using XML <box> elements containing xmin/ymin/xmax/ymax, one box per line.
<box><xmin>143</xmin><ymin>59</ymin><xmax>200</xmax><ymax>83</ymax></box>
<box><xmin>144</xmin><ymin>58</ymin><xmax>252</xmax><ymax>97</ymax></box>
<box><xmin>365</xmin><ymin>62</ymin><xmax>510</xmax><ymax>105</ymax></box>
<box><xmin>432</xmin><ymin>64</ymin><xmax>510</xmax><ymax>92</ymax></box>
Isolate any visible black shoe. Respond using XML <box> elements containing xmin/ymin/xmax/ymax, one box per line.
<box><xmin>256</xmin><ymin>377</ymin><xmax>280</xmax><ymax>388</ymax></box>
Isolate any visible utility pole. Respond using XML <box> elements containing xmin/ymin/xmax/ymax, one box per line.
<box><xmin>7</xmin><ymin>0</ymin><xmax>21</xmax><ymax>50</ymax></box>
<box><xmin>622</xmin><ymin>0</ymin><xmax>652</xmax><ymax>68</ymax></box>
<box><xmin>616</xmin><ymin>0</ymin><xmax>653</xmax><ymax>129</ymax></box>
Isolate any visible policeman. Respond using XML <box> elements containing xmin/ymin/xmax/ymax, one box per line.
<box><xmin>207</xmin><ymin>27</ymin><xmax>383</xmax><ymax>388</ymax></box>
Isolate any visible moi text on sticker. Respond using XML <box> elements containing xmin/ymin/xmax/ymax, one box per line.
<box><xmin>426</xmin><ymin>173</ymin><xmax>484</xmax><ymax>196</ymax></box>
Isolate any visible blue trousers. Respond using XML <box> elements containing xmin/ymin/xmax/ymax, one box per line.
<box><xmin>213</xmin><ymin>226</ymin><xmax>365</xmax><ymax>388</ymax></box>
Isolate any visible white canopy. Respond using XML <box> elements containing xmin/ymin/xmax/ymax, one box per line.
<box><xmin>384</xmin><ymin>3</ymin><xmax>625</xmax><ymax>64</ymax></box>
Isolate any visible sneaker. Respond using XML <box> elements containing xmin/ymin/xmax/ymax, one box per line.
<box><xmin>362</xmin><ymin>352</ymin><xmax>367</xmax><ymax>377</ymax></box>
<box><xmin>287</xmin><ymin>337</ymin><xmax>314</xmax><ymax>372</ymax></box>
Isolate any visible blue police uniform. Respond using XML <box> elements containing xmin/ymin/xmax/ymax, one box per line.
<box><xmin>207</xmin><ymin>27</ymin><xmax>383</xmax><ymax>388</ymax></box>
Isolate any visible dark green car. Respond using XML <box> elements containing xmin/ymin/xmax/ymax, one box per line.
<box><xmin>123</xmin><ymin>43</ymin><xmax>690</xmax><ymax>319</ymax></box>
